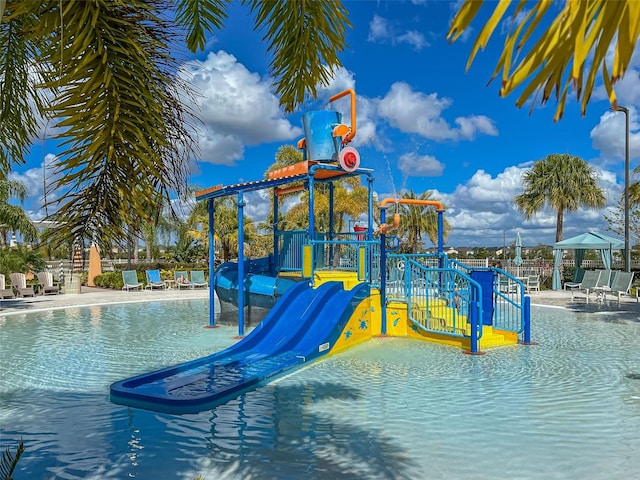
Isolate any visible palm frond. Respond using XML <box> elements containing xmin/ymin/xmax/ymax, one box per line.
<box><xmin>25</xmin><ymin>0</ymin><xmax>197</xmax><ymax>247</ymax></box>
<box><xmin>1</xmin><ymin>437</ymin><xmax>25</xmax><ymax>480</ymax></box>
<box><xmin>447</xmin><ymin>0</ymin><xmax>640</xmax><ymax>119</ymax></box>
<box><xmin>175</xmin><ymin>0</ymin><xmax>229</xmax><ymax>52</ymax></box>
<box><xmin>246</xmin><ymin>0</ymin><xmax>351</xmax><ymax>113</ymax></box>
<box><xmin>0</xmin><ymin>4</ymin><xmax>45</xmax><ymax>170</ymax></box>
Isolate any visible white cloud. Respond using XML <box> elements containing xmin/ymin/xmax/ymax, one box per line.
<box><xmin>590</xmin><ymin>108</ymin><xmax>640</xmax><ymax>164</ymax></box>
<box><xmin>398</xmin><ymin>152</ymin><xmax>445</xmax><ymax>177</ymax></box>
<box><xmin>437</xmin><ymin>163</ymin><xmax>622</xmax><ymax>247</ymax></box>
<box><xmin>378</xmin><ymin>82</ymin><xmax>498</xmax><ymax>141</ymax></box>
<box><xmin>367</xmin><ymin>15</ymin><xmax>428</xmax><ymax>51</ymax></box>
<box><xmin>179</xmin><ymin>51</ymin><xmax>302</xmax><ymax>165</ymax></box>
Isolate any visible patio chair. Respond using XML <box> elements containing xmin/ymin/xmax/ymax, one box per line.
<box><xmin>189</xmin><ymin>270</ymin><xmax>208</xmax><ymax>289</ymax></box>
<box><xmin>9</xmin><ymin>273</ymin><xmax>35</xmax><ymax>298</ymax></box>
<box><xmin>174</xmin><ymin>270</ymin><xmax>193</xmax><ymax>289</ymax></box>
<box><xmin>36</xmin><ymin>272</ymin><xmax>60</xmax><ymax>295</ymax></box>
<box><xmin>603</xmin><ymin>271</ymin><xmax>636</xmax><ymax>303</ymax></box>
<box><xmin>526</xmin><ymin>275</ymin><xmax>540</xmax><ymax>293</ymax></box>
<box><xmin>121</xmin><ymin>270</ymin><xmax>143</xmax><ymax>291</ymax></box>
<box><xmin>0</xmin><ymin>274</ymin><xmax>15</xmax><ymax>299</ymax></box>
<box><xmin>570</xmin><ymin>270</ymin><xmax>601</xmax><ymax>303</ymax></box>
<box><xmin>145</xmin><ymin>269</ymin><xmax>166</xmax><ymax>290</ymax></box>
<box><xmin>564</xmin><ymin>268</ymin><xmax>585</xmax><ymax>290</ymax></box>
<box><xmin>595</xmin><ymin>269</ymin><xmax>612</xmax><ymax>289</ymax></box>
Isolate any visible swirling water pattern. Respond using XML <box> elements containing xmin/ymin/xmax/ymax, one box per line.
<box><xmin>1</xmin><ymin>302</ymin><xmax>639</xmax><ymax>479</ymax></box>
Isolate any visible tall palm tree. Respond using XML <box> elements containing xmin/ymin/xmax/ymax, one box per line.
<box><xmin>1</xmin><ymin>0</ymin><xmax>350</xmax><ymax>250</ymax></box>
<box><xmin>448</xmin><ymin>1</ymin><xmax>640</xmax><ymax>120</ymax></box>
<box><xmin>397</xmin><ymin>190</ymin><xmax>450</xmax><ymax>253</ymax></box>
<box><xmin>513</xmin><ymin>154</ymin><xmax>606</xmax><ymax>242</ymax></box>
<box><xmin>0</xmin><ymin>177</ymin><xmax>38</xmax><ymax>246</ymax></box>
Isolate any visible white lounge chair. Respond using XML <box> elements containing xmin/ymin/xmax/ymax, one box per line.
<box><xmin>9</xmin><ymin>273</ymin><xmax>35</xmax><ymax>297</ymax></box>
<box><xmin>602</xmin><ymin>271</ymin><xmax>636</xmax><ymax>303</ymax></box>
<box><xmin>570</xmin><ymin>270</ymin><xmax>601</xmax><ymax>303</ymax></box>
<box><xmin>174</xmin><ymin>270</ymin><xmax>193</xmax><ymax>289</ymax></box>
<box><xmin>0</xmin><ymin>274</ymin><xmax>15</xmax><ymax>299</ymax></box>
<box><xmin>121</xmin><ymin>270</ymin><xmax>143</xmax><ymax>291</ymax></box>
<box><xmin>526</xmin><ymin>275</ymin><xmax>540</xmax><ymax>293</ymax></box>
<box><xmin>36</xmin><ymin>272</ymin><xmax>60</xmax><ymax>295</ymax></box>
<box><xmin>189</xmin><ymin>270</ymin><xmax>208</xmax><ymax>289</ymax></box>
<box><xmin>145</xmin><ymin>269</ymin><xmax>166</xmax><ymax>290</ymax></box>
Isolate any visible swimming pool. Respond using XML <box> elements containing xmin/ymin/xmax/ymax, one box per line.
<box><xmin>1</xmin><ymin>300</ymin><xmax>639</xmax><ymax>479</ymax></box>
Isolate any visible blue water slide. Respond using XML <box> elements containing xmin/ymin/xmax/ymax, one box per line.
<box><xmin>110</xmin><ymin>281</ymin><xmax>369</xmax><ymax>414</ymax></box>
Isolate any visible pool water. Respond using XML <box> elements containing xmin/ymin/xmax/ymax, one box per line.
<box><xmin>1</xmin><ymin>301</ymin><xmax>640</xmax><ymax>479</ymax></box>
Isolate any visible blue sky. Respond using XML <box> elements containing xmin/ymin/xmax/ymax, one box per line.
<box><xmin>14</xmin><ymin>1</ymin><xmax>640</xmax><ymax>248</ymax></box>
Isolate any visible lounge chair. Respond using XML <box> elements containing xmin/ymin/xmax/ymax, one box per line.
<box><xmin>595</xmin><ymin>269</ymin><xmax>612</xmax><ymax>289</ymax></box>
<box><xmin>189</xmin><ymin>270</ymin><xmax>208</xmax><ymax>289</ymax></box>
<box><xmin>145</xmin><ymin>269</ymin><xmax>166</xmax><ymax>290</ymax></box>
<box><xmin>36</xmin><ymin>272</ymin><xmax>60</xmax><ymax>295</ymax></box>
<box><xmin>121</xmin><ymin>270</ymin><xmax>143</xmax><ymax>291</ymax></box>
<box><xmin>570</xmin><ymin>270</ymin><xmax>601</xmax><ymax>303</ymax></box>
<box><xmin>602</xmin><ymin>271</ymin><xmax>636</xmax><ymax>303</ymax></box>
<box><xmin>9</xmin><ymin>273</ymin><xmax>35</xmax><ymax>298</ymax></box>
<box><xmin>0</xmin><ymin>274</ymin><xmax>15</xmax><ymax>299</ymax></box>
<box><xmin>564</xmin><ymin>268</ymin><xmax>585</xmax><ymax>290</ymax></box>
<box><xmin>526</xmin><ymin>275</ymin><xmax>540</xmax><ymax>293</ymax></box>
<box><xmin>174</xmin><ymin>270</ymin><xmax>192</xmax><ymax>289</ymax></box>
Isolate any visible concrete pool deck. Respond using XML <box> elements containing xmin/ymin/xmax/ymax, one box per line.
<box><xmin>0</xmin><ymin>284</ymin><xmax>638</xmax><ymax>316</ymax></box>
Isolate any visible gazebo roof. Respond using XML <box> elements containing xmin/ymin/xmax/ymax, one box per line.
<box><xmin>553</xmin><ymin>231</ymin><xmax>624</xmax><ymax>250</ymax></box>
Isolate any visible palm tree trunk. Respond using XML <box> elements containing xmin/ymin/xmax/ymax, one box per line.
<box><xmin>556</xmin><ymin>208</ymin><xmax>564</xmax><ymax>242</ymax></box>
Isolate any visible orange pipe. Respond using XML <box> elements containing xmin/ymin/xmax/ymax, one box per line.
<box><xmin>379</xmin><ymin>198</ymin><xmax>444</xmax><ymax>211</ymax></box>
<box><xmin>329</xmin><ymin>88</ymin><xmax>356</xmax><ymax>144</ymax></box>
<box><xmin>379</xmin><ymin>213</ymin><xmax>400</xmax><ymax>234</ymax></box>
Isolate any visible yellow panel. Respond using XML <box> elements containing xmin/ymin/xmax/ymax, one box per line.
<box><xmin>302</xmin><ymin>245</ymin><xmax>313</xmax><ymax>278</ymax></box>
<box><xmin>329</xmin><ymin>297</ymin><xmax>374</xmax><ymax>355</ymax></box>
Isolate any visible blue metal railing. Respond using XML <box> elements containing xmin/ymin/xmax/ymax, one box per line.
<box><xmin>450</xmin><ymin>258</ymin><xmax>527</xmax><ymax>335</ymax></box>
<box><xmin>387</xmin><ymin>256</ymin><xmax>482</xmax><ymax>340</ymax></box>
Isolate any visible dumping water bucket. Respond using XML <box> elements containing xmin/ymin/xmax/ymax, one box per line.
<box><xmin>353</xmin><ymin>225</ymin><xmax>368</xmax><ymax>240</ymax></box>
<box><xmin>301</xmin><ymin>110</ymin><xmax>342</xmax><ymax>161</ymax></box>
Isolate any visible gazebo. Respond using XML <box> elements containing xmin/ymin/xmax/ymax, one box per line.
<box><xmin>552</xmin><ymin>231</ymin><xmax>625</xmax><ymax>290</ymax></box>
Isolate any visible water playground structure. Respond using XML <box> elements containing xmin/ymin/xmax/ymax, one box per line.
<box><xmin>111</xmin><ymin>89</ymin><xmax>532</xmax><ymax>414</ymax></box>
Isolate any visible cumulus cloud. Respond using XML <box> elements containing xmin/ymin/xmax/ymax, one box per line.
<box><xmin>590</xmin><ymin>109</ymin><xmax>640</xmax><ymax>164</ymax></box>
<box><xmin>367</xmin><ymin>15</ymin><xmax>428</xmax><ymax>51</ymax></box>
<box><xmin>179</xmin><ymin>51</ymin><xmax>302</xmax><ymax>165</ymax></box>
<box><xmin>378</xmin><ymin>82</ymin><xmax>498</xmax><ymax>141</ymax></box>
<box><xmin>438</xmin><ymin>163</ymin><xmax>621</xmax><ymax>247</ymax></box>
<box><xmin>398</xmin><ymin>152</ymin><xmax>445</xmax><ymax>177</ymax></box>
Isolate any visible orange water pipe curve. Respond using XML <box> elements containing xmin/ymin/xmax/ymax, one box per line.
<box><xmin>329</xmin><ymin>89</ymin><xmax>357</xmax><ymax>144</ymax></box>
<box><xmin>378</xmin><ymin>198</ymin><xmax>445</xmax><ymax>234</ymax></box>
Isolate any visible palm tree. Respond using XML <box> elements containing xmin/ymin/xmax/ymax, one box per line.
<box><xmin>513</xmin><ymin>154</ymin><xmax>606</xmax><ymax>242</ymax></box>
<box><xmin>0</xmin><ymin>178</ymin><xmax>38</xmax><ymax>246</ymax></box>
<box><xmin>397</xmin><ymin>190</ymin><xmax>451</xmax><ymax>253</ymax></box>
<box><xmin>447</xmin><ymin>1</ymin><xmax>640</xmax><ymax>120</ymax></box>
<box><xmin>1</xmin><ymin>1</ymin><xmax>350</xmax><ymax>250</ymax></box>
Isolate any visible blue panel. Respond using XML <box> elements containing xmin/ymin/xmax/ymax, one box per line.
<box><xmin>470</xmin><ymin>270</ymin><xmax>494</xmax><ymax>326</ymax></box>
<box><xmin>110</xmin><ymin>281</ymin><xmax>368</xmax><ymax>414</ymax></box>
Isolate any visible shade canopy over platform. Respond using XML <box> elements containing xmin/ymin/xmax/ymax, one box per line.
<box><xmin>552</xmin><ymin>231</ymin><xmax>625</xmax><ymax>290</ymax></box>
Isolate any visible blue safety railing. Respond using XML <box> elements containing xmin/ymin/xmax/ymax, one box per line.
<box><xmin>386</xmin><ymin>256</ymin><xmax>482</xmax><ymax>341</ymax></box>
<box><xmin>277</xmin><ymin>230</ymin><xmax>308</xmax><ymax>271</ymax></box>
<box><xmin>449</xmin><ymin>258</ymin><xmax>527</xmax><ymax>335</ymax></box>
